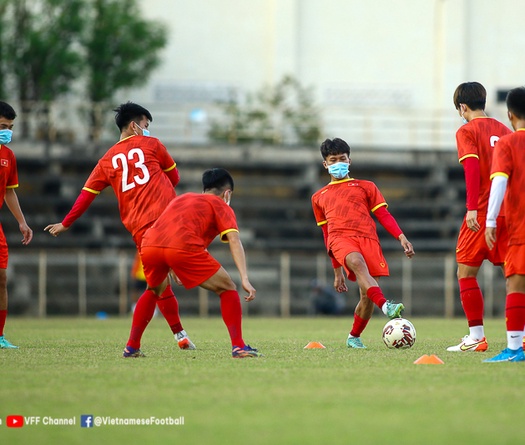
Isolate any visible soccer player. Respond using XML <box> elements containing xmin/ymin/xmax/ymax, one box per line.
<box><xmin>484</xmin><ymin>86</ymin><xmax>525</xmax><ymax>363</ymax></box>
<box><xmin>127</xmin><ymin>168</ymin><xmax>261</xmax><ymax>358</ymax></box>
<box><xmin>447</xmin><ymin>82</ymin><xmax>511</xmax><ymax>353</ymax></box>
<box><xmin>0</xmin><ymin>101</ymin><xmax>33</xmax><ymax>349</ymax></box>
<box><xmin>44</xmin><ymin>102</ymin><xmax>195</xmax><ymax>352</ymax></box>
<box><xmin>311</xmin><ymin>138</ymin><xmax>415</xmax><ymax>349</ymax></box>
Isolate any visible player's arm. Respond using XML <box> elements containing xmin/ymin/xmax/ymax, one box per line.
<box><xmin>485</xmin><ymin>174</ymin><xmax>507</xmax><ymax>250</ymax></box>
<box><xmin>4</xmin><ymin>187</ymin><xmax>33</xmax><ymax>245</ymax></box>
<box><xmin>44</xmin><ymin>189</ymin><xmax>97</xmax><ymax>237</ymax></box>
<box><xmin>374</xmin><ymin>206</ymin><xmax>415</xmax><ymax>258</ymax></box>
<box><xmin>462</xmin><ymin>156</ymin><xmax>481</xmax><ymax>232</ymax></box>
<box><xmin>224</xmin><ymin>230</ymin><xmax>256</xmax><ymax>302</ymax></box>
<box><xmin>164</xmin><ymin>164</ymin><xmax>180</xmax><ymax>187</ymax></box>
<box><xmin>319</xmin><ymin>224</ymin><xmax>347</xmax><ymax>292</ymax></box>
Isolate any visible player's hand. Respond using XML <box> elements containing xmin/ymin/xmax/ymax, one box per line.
<box><xmin>241</xmin><ymin>279</ymin><xmax>256</xmax><ymax>302</ymax></box>
<box><xmin>333</xmin><ymin>270</ymin><xmax>348</xmax><ymax>293</ymax></box>
<box><xmin>44</xmin><ymin>223</ymin><xmax>69</xmax><ymax>237</ymax></box>
<box><xmin>169</xmin><ymin>270</ymin><xmax>183</xmax><ymax>286</ymax></box>
<box><xmin>399</xmin><ymin>234</ymin><xmax>415</xmax><ymax>258</ymax></box>
<box><xmin>485</xmin><ymin>227</ymin><xmax>496</xmax><ymax>250</ymax></box>
<box><xmin>19</xmin><ymin>223</ymin><xmax>33</xmax><ymax>245</ymax></box>
<box><xmin>466</xmin><ymin>210</ymin><xmax>480</xmax><ymax>232</ymax></box>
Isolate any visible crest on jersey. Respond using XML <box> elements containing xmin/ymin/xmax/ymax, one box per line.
<box><xmin>1</xmin><ymin>159</ymin><xmax>8</xmax><ymax>167</ymax></box>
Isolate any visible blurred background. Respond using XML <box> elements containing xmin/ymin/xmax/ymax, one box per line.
<box><xmin>2</xmin><ymin>0</ymin><xmax>519</xmax><ymax>318</ymax></box>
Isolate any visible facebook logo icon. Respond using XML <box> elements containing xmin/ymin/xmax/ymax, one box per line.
<box><xmin>80</xmin><ymin>415</ymin><xmax>94</xmax><ymax>428</ymax></box>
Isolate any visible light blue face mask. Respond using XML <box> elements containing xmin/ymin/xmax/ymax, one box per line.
<box><xmin>328</xmin><ymin>162</ymin><xmax>349</xmax><ymax>179</ymax></box>
<box><xmin>135</xmin><ymin>122</ymin><xmax>150</xmax><ymax>137</ymax></box>
<box><xmin>0</xmin><ymin>129</ymin><xmax>13</xmax><ymax>144</ymax></box>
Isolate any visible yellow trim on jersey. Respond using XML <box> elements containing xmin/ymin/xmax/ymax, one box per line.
<box><xmin>458</xmin><ymin>153</ymin><xmax>479</xmax><ymax>163</ymax></box>
<box><xmin>82</xmin><ymin>187</ymin><xmax>101</xmax><ymax>195</ymax></box>
<box><xmin>6</xmin><ymin>184</ymin><xmax>18</xmax><ymax>189</ymax></box>
<box><xmin>163</xmin><ymin>163</ymin><xmax>177</xmax><ymax>172</ymax></box>
<box><xmin>117</xmin><ymin>135</ymin><xmax>134</xmax><ymax>144</ymax></box>
<box><xmin>317</xmin><ymin>220</ymin><xmax>328</xmax><ymax>227</ymax></box>
<box><xmin>220</xmin><ymin>228</ymin><xmax>239</xmax><ymax>242</ymax></box>
<box><xmin>329</xmin><ymin>177</ymin><xmax>354</xmax><ymax>185</ymax></box>
<box><xmin>371</xmin><ymin>202</ymin><xmax>388</xmax><ymax>213</ymax></box>
<box><xmin>490</xmin><ymin>171</ymin><xmax>509</xmax><ymax>180</ymax></box>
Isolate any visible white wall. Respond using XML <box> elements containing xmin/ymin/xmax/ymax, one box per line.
<box><xmin>132</xmin><ymin>0</ymin><xmax>522</xmax><ymax>148</ymax></box>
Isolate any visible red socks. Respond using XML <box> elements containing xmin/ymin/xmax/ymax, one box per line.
<box><xmin>459</xmin><ymin>277</ymin><xmax>484</xmax><ymax>327</ymax></box>
<box><xmin>350</xmin><ymin>313</ymin><xmax>369</xmax><ymax>338</ymax></box>
<box><xmin>220</xmin><ymin>290</ymin><xmax>245</xmax><ymax>348</ymax></box>
<box><xmin>506</xmin><ymin>292</ymin><xmax>525</xmax><ymax>331</ymax></box>
<box><xmin>366</xmin><ymin>286</ymin><xmax>387</xmax><ymax>309</ymax></box>
<box><xmin>156</xmin><ymin>285</ymin><xmax>183</xmax><ymax>334</ymax></box>
<box><xmin>127</xmin><ymin>289</ymin><xmax>157</xmax><ymax>349</ymax></box>
<box><xmin>0</xmin><ymin>309</ymin><xmax>6</xmax><ymax>336</ymax></box>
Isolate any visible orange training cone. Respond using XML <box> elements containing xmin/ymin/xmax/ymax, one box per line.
<box><xmin>413</xmin><ymin>354</ymin><xmax>444</xmax><ymax>365</ymax></box>
<box><xmin>304</xmin><ymin>341</ymin><xmax>326</xmax><ymax>349</ymax></box>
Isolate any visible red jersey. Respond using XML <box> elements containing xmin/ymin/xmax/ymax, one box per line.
<box><xmin>142</xmin><ymin>193</ymin><xmax>239</xmax><ymax>251</ymax></box>
<box><xmin>490</xmin><ymin>129</ymin><xmax>525</xmax><ymax>245</ymax></box>
<box><xmin>311</xmin><ymin>178</ymin><xmax>387</xmax><ymax>248</ymax></box>
<box><xmin>0</xmin><ymin>145</ymin><xmax>18</xmax><ymax>209</ymax></box>
<box><xmin>456</xmin><ymin>117</ymin><xmax>511</xmax><ymax>214</ymax></box>
<box><xmin>83</xmin><ymin>135</ymin><xmax>178</xmax><ymax>236</ymax></box>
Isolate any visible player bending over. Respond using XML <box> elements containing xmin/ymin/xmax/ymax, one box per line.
<box><xmin>124</xmin><ymin>168</ymin><xmax>261</xmax><ymax>358</ymax></box>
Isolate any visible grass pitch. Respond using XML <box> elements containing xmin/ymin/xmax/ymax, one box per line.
<box><xmin>1</xmin><ymin>316</ymin><xmax>524</xmax><ymax>445</ymax></box>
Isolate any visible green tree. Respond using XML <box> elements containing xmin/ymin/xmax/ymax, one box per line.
<box><xmin>209</xmin><ymin>75</ymin><xmax>322</xmax><ymax>146</ymax></box>
<box><xmin>3</xmin><ymin>0</ymin><xmax>86</xmax><ymax>140</ymax></box>
<box><xmin>83</xmin><ymin>0</ymin><xmax>168</xmax><ymax>141</ymax></box>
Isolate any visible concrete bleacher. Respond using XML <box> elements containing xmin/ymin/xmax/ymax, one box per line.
<box><xmin>2</xmin><ymin>141</ymin><xmax>473</xmax><ymax>316</ymax></box>
<box><xmin>4</xmin><ymin>142</ymin><xmax>465</xmax><ymax>253</ymax></box>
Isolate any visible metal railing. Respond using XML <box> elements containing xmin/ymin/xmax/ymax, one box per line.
<box><xmin>8</xmin><ymin>249</ymin><xmax>507</xmax><ymax>318</ymax></box>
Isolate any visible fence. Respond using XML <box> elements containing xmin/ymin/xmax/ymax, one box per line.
<box><xmin>8</xmin><ymin>249</ymin><xmax>507</xmax><ymax>319</ymax></box>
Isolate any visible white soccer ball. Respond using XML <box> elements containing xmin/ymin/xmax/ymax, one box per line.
<box><xmin>382</xmin><ymin>318</ymin><xmax>416</xmax><ymax>349</ymax></box>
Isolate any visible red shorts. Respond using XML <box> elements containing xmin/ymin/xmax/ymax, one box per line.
<box><xmin>0</xmin><ymin>224</ymin><xmax>7</xmax><ymax>269</ymax></box>
<box><xmin>330</xmin><ymin>236</ymin><xmax>389</xmax><ymax>281</ymax></box>
<box><xmin>456</xmin><ymin>215</ymin><xmax>507</xmax><ymax>266</ymax></box>
<box><xmin>504</xmin><ymin>244</ymin><xmax>525</xmax><ymax>278</ymax></box>
<box><xmin>133</xmin><ymin>223</ymin><xmax>153</xmax><ymax>251</ymax></box>
<box><xmin>141</xmin><ymin>246</ymin><xmax>221</xmax><ymax>289</ymax></box>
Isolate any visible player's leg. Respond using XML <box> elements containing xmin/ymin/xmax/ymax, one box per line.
<box><xmin>0</xmin><ymin>232</ymin><xmax>16</xmax><ymax>349</ymax></box>
<box><xmin>0</xmin><ymin>268</ymin><xmax>16</xmax><ymax>349</ymax></box>
<box><xmin>447</xmin><ymin>263</ymin><xmax>488</xmax><ymax>352</ymax></box>
<box><xmin>200</xmin><ymin>266</ymin><xmax>260</xmax><ymax>358</ymax></box>
<box><xmin>156</xmin><ymin>278</ymin><xmax>196</xmax><ymax>350</ymax></box>
<box><xmin>485</xmin><ymin>274</ymin><xmax>525</xmax><ymax>362</ymax></box>
<box><xmin>346</xmin><ymin>282</ymin><xmax>374</xmax><ymax>349</ymax></box>
<box><xmin>123</xmin><ymin>247</ymin><xmax>169</xmax><ymax>357</ymax></box>
<box><xmin>344</xmin><ymin>252</ymin><xmax>403</xmax><ymax>319</ymax></box>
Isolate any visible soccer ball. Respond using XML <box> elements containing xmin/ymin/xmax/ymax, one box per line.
<box><xmin>382</xmin><ymin>318</ymin><xmax>416</xmax><ymax>349</ymax></box>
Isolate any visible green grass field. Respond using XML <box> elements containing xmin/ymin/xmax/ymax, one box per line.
<box><xmin>1</xmin><ymin>316</ymin><xmax>524</xmax><ymax>445</ymax></box>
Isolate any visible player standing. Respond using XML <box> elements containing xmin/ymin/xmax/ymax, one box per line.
<box><xmin>311</xmin><ymin>138</ymin><xmax>414</xmax><ymax>349</ymax></box>
<box><xmin>447</xmin><ymin>82</ymin><xmax>511</xmax><ymax>353</ymax></box>
<box><xmin>44</xmin><ymin>102</ymin><xmax>195</xmax><ymax>353</ymax></box>
<box><xmin>0</xmin><ymin>102</ymin><xmax>33</xmax><ymax>349</ymax></box>
<box><xmin>129</xmin><ymin>168</ymin><xmax>260</xmax><ymax>358</ymax></box>
<box><xmin>484</xmin><ymin>86</ymin><xmax>525</xmax><ymax>363</ymax></box>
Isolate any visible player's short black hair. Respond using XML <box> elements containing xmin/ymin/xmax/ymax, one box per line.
<box><xmin>320</xmin><ymin>138</ymin><xmax>350</xmax><ymax>159</ymax></box>
<box><xmin>114</xmin><ymin>102</ymin><xmax>153</xmax><ymax>131</ymax></box>
<box><xmin>0</xmin><ymin>101</ymin><xmax>17</xmax><ymax>120</ymax></box>
<box><xmin>506</xmin><ymin>86</ymin><xmax>525</xmax><ymax>120</ymax></box>
<box><xmin>453</xmin><ymin>82</ymin><xmax>486</xmax><ymax>111</ymax></box>
<box><xmin>202</xmin><ymin>168</ymin><xmax>234</xmax><ymax>192</ymax></box>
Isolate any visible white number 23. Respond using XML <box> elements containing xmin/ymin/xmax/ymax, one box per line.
<box><xmin>112</xmin><ymin>148</ymin><xmax>150</xmax><ymax>192</ymax></box>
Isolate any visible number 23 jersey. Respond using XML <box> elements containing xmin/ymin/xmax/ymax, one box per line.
<box><xmin>83</xmin><ymin>135</ymin><xmax>178</xmax><ymax>236</ymax></box>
